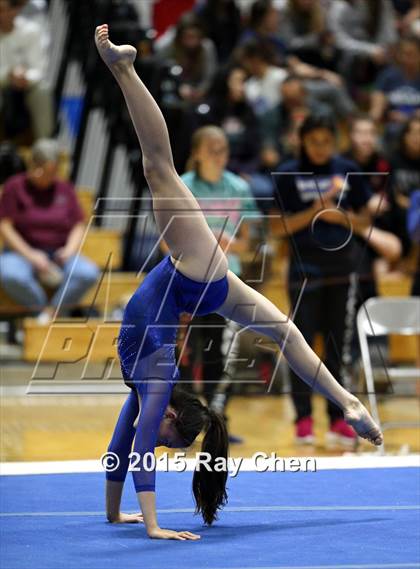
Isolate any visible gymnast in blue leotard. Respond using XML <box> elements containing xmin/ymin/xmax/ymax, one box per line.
<box><xmin>119</xmin><ymin>254</ymin><xmax>229</xmax><ymax>385</ymax></box>
<box><xmin>110</xmin><ymin>254</ymin><xmax>229</xmax><ymax>495</ymax></box>
<box><xmin>95</xmin><ymin>25</ymin><xmax>383</xmax><ymax>542</ymax></box>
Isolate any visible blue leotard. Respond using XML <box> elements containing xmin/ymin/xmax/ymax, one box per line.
<box><xmin>106</xmin><ymin>255</ymin><xmax>229</xmax><ymax>492</ymax></box>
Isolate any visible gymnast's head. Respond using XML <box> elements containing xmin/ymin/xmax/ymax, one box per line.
<box><xmin>157</xmin><ymin>385</ymin><xmax>229</xmax><ymax>525</ymax></box>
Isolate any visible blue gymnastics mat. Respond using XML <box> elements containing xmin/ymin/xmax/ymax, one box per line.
<box><xmin>1</xmin><ymin>467</ymin><xmax>419</xmax><ymax>569</ymax></box>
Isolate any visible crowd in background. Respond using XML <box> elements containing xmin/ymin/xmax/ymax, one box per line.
<box><xmin>2</xmin><ymin>0</ymin><xmax>417</xmax><ymax>263</ymax></box>
<box><xmin>0</xmin><ymin>0</ymin><xmax>419</xmax><ymax>446</ymax></box>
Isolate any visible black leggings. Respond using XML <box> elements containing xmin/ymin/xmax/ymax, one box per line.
<box><xmin>288</xmin><ymin>274</ymin><xmax>357</xmax><ymax>423</ymax></box>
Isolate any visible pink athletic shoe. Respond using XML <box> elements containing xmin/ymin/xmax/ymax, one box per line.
<box><xmin>326</xmin><ymin>418</ymin><xmax>357</xmax><ymax>450</ymax></box>
<box><xmin>295</xmin><ymin>416</ymin><xmax>315</xmax><ymax>445</ymax></box>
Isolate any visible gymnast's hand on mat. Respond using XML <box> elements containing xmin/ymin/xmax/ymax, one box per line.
<box><xmin>110</xmin><ymin>512</ymin><xmax>144</xmax><ymax>524</ymax></box>
<box><xmin>147</xmin><ymin>527</ymin><xmax>201</xmax><ymax>541</ymax></box>
<box><xmin>108</xmin><ymin>513</ymin><xmax>144</xmax><ymax>524</ymax></box>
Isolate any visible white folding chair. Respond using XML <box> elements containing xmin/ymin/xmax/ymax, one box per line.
<box><xmin>357</xmin><ymin>296</ymin><xmax>420</xmax><ymax>453</ymax></box>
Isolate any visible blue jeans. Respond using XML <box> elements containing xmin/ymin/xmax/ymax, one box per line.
<box><xmin>0</xmin><ymin>251</ymin><xmax>100</xmax><ymax>313</ymax></box>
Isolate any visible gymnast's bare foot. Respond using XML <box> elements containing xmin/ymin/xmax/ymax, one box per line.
<box><xmin>344</xmin><ymin>398</ymin><xmax>383</xmax><ymax>446</ymax></box>
<box><xmin>95</xmin><ymin>24</ymin><xmax>136</xmax><ymax>71</ymax></box>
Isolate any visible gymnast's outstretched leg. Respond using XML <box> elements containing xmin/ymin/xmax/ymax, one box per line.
<box><xmin>95</xmin><ymin>24</ymin><xmax>227</xmax><ymax>283</ymax></box>
<box><xmin>217</xmin><ymin>271</ymin><xmax>383</xmax><ymax>445</ymax></box>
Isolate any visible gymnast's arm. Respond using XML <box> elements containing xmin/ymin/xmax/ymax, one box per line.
<box><xmin>132</xmin><ymin>380</ymin><xmax>199</xmax><ymax>539</ymax></box>
<box><xmin>106</xmin><ymin>481</ymin><xmax>143</xmax><ymax>524</ymax></box>
<box><xmin>130</xmin><ymin>382</ymin><xmax>169</xmax><ymax>532</ymax></box>
<box><xmin>105</xmin><ymin>389</ymin><xmax>144</xmax><ymax>523</ymax></box>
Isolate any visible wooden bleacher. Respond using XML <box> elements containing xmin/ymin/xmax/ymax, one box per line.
<box><xmin>23</xmin><ymin>318</ymin><xmax>122</xmax><ymax>362</ymax></box>
<box><xmin>76</xmin><ymin>187</ymin><xmax>96</xmax><ymax>221</ymax></box>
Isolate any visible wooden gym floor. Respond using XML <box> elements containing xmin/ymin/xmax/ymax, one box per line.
<box><xmin>1</xmin><ymin>371</ymin><xmax>419</xmax><ymax>463</ymax></box>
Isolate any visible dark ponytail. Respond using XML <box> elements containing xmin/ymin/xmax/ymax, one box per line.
<box><xmin>192</xmin><ymin>408</ymin><xmax>229</xmax><ymax>525</ymax></box>
<box><xmin>169</xmin><ymin>386</ymin><xmax>229</xmax><ymax>525</ymax></box>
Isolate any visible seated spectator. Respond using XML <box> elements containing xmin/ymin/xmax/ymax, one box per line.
<box><xmin>280</xmin><ymin>115</ymin><xmax>308</xmax><ymax>160</ymax></box>
<box><xmin>238</xmin><ymin>0</ymin><xmax>355</xmax><ymax>117</ymax></box>
<box><xmin>259</xmin><ymin>75</ymin><xmax>330</xmax><ymax>167</ymax></box>
<box><xmin>259</xmin><ymin>69</ymin><xmax>354</xmax><ymax>171</ymax></box>
<box><xmin>386</xmin><ymin>117</ymin><xmax>420</xmax><ymax>258</ymax></box>
<box><xmin>0</xmin><ymin>0</ymin><xmax>53</xmax><ymax>139</ymax></box>
<box><xmin>345</xmin><ymin>114</ymin><xmax>391</xmax><ymax>197</ymax></box>
<box><xmin>346</xmin><ymin>114</ymin><xmax>404</xmax><ymax>254</ymax></box>
<box><xmin>154</xmin><ymin>12</ymin><xmax>217</xmax><ymax>105</ymax></box>
<box><xmin>152</xmin><ymin>12</ymin><xmax>219</xmax><ymax>171</ymax></box>
<box><xmin>0</xmin><ymin>139</ymin><xmax>99</xmax><ymax>322</ymax></box>
<box><xmin>279</xmin><ymin>0</ymin><xmax>337</xmax><ymax>69</ymax></box>
<box><xmin>195</xmin><ymin>64</ymin><xmax>278</xmax><ymax>210</ymax></box>
<box><xmin>238</xmin><ymin>28</ymin><xmax>353</xmax><ymax>121</ymax></box>
<box><xmin>237</xmin><ymin>39</ymin><xmax>288</xmax><ymax>116</ymax></box>
<box><xmin>239</xmin><ymin>0</ymin><xmax>287</xmax><ymax>63</ymax></box>
<box><xmin>329</xmin><ymin>0</ymin><xmax>397</xmax><ymax>85</ymax></box>
<box><xmin>390</xmin><ymin>116</ymin><xmax>420</xmax><ymax>209</ymax></box>
<box><xmin>195</xmin><ymin>65</ymin><xmax>261</xmax><ymax>177</ymax></box>
<box><xmin>196</xmin><ymin>0</ymin><xmax>242</xmax><ymax>63</ymax></box>
<box><xmin>286</xmin><ymin>54</ymin><xmax>356</xmax><ymax>119</ymax></box>
<box><xmin>370</xmin><ymin>35</ymin><xmax>420</xmax><ymax>143</ymax></box>
<box><xmin>345</xmin><ymin>114</ymin><xmax>401</xmax><ymax>299</ymax></box>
